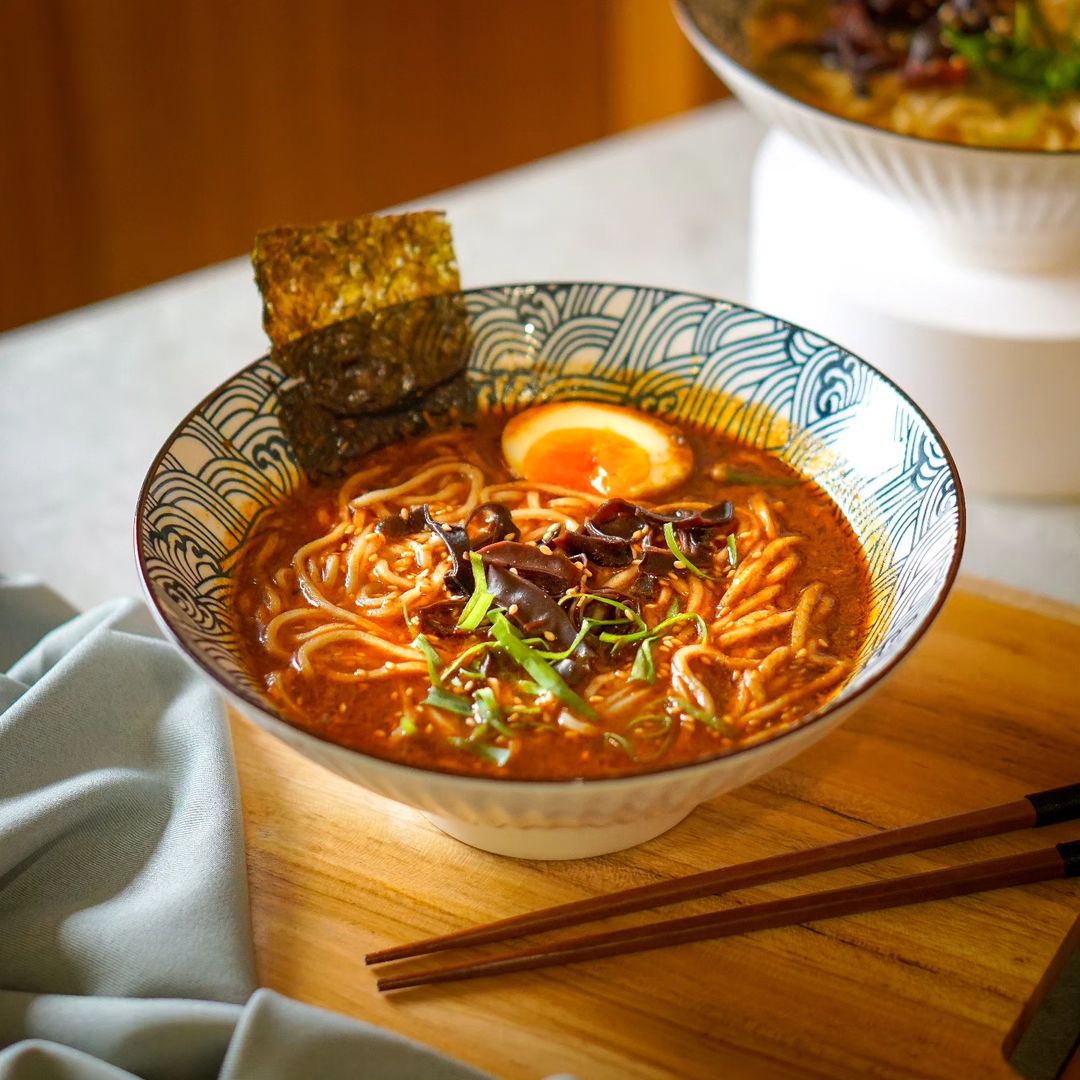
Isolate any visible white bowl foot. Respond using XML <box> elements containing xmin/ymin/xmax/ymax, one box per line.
<box><xmin>422</xmin><ymin>807</ymin><xmax>693</xmax><ymax>859</ymax></box>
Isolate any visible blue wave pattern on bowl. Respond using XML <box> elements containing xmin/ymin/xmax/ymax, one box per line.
<box><xmin>139</xmin><ymin>283</ymin><xmax>960</xmax><ymax>719</ymax></box>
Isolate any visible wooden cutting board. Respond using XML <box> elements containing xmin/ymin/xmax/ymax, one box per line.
<box><xmin>231</xmin><ymin>578</ymin><xmax>1080</xmax><ymax>1080</ymax></box>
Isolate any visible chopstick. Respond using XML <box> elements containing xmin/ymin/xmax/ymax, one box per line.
<box><xmin>377</xmin><ymin>840</ymin><xmax>1080</xmax><ymax>991</ymax></box>
<box><xmin>367</xmin><ymin>781</ymin><xmax>1080</xmax><ymax>965</ymax></box>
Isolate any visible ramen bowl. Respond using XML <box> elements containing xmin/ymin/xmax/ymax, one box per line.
<box><xmin>136</xmin><ymin>283</ymin><xmax>964</xmax><ymax>859</ymax></box>
<box><xmin>675</xmin><ymin>0</ymin><xmax>1080</xmax><ymax>271</ymax></box>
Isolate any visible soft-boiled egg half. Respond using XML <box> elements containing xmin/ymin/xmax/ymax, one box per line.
<box><xmin>501</xmin><ymin>402</ymin><xmax>693</xmax><ymax>499</ymax></box>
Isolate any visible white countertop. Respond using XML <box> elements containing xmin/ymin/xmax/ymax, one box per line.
<box><xmin>2</xmin><ymin>100</ymin><xmax>1078</xmax><ymax>610</ymax></box>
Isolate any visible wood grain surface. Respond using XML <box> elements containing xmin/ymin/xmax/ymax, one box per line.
<box><xmin>231</xmin><ymin>578</ymin><xmax>1080</xmax><ymax>1079</ymax></box>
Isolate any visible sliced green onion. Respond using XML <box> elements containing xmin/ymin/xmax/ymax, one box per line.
<box><xmin>630</xmin><ymin>635</ymin><xmax>657</xmax><ymax>684</ymax></box>
<box><xmin>625</xmin><ymin>713</ymin><xmax>672</xmax><ymax>738</ymax></box>
<box><xmin>624</xmin><ymin>714</ymin><xmax>678</xmax><ymax>762</ymax></box>
<box><xmin>535</xmin><ymin>619</ymin><xmax>598</xmax><ymax>662</ymax></box>
<box><xmin>392</xmin><ymin>710</ymin><xmax>418</xmax><ymax>737</ymax></box>
<box><xmin>489</xmin><ymin>613</ymin><xmax>598</xmax><ymax>720</ymax></box>
<box><xmin>672</xmin><ymin>696</ymin><xmax>735</xmax><ymax>734</ymax></box>
<box><xmin>599</xmin><ymin>611</ymin><xmax>708</xmax><ymax>648</ymax></box>
<box><xmin>413</xmin><ymin>634</ymin><xmax>443</xmax><ymax>686</ymax></box>
<box><xmin>559</xmin><ymin>592</ymin><xmax>647</xmax><ymax>630</ymax></box>
<box><xmin>516</xmin><ymin>679</ymin><xmax>544</xmax><ymax>696</ymax></box>
<box><xmin>727</xmin><ymin>533</ymin><xmax>739</xmax><ymax>569</ymax></box>
<box><xmin>672</xmin><ymin>695</ymin><xmax>711</xmax><ymax>723</ymax></box>
<box><xmin>423</xmin><ymin>686</ymin><xmax>472</xmax><ymax>715</ymax></box>
<box><xmin>662</xmin><ymin>521</ymin><xmax>712</xmax><ymax>580</ymax></box>
<box><xmin>667</xmin><ymin>595</ymin><xmax>681</xmax><ymax>618</ymax></box>
<box><xmin>450</xmin><ymin>737</ymin><xmax>511</xmax><ymax>768</ymax></box>
<box><xmin>442</xmin><ymin>640</ymin><xmax>497</xmax><ymax>681</ymax></box>
<box><xmin>456</xmin><ymin>552</ymin><xmax>494</xmax><ymax>631</ymax></box>
<box><xmin>603</xmin><ymin>731</ymin><xmax>637</xmax><ymax>760</ymax></box>
<box><xmin>473</xmin><ymin>686</ymin><xmax>515</xmax><ymax>739</ymax></box>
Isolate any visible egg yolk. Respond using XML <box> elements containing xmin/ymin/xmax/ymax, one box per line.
<box><xmin>521</xmin><ymin>427</ymin><xmax>653</xmax><ymax>496</ymax></box>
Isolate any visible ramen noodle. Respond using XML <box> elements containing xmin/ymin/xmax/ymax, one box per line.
<box><xmin>231</xmin><ymin>409</ymin><xmax>872</xmax><ymax>780</ymax></box>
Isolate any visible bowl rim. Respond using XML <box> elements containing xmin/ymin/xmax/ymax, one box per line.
<box><xmin>134</xmin><ymin>280</ymin><xmax>968</xmax><ymax>789</ymax></box>
<box><xmin>674</xmin><ymin>0</ymin><xmax>1080</xmax><ymax>160</ymax></box>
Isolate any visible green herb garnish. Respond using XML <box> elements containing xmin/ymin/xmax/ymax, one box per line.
<box><xmin>442</xmin><ymin>640</ymin><xmax>496</xmax><ymax>681</ymax></box>
<box><xmin>450</xmin><ymin>737</ymin><xmax>511</xmax><ymax>768</ymax></box>
<box><xmin>662</xmin><ymin>521</ymin><xmax>712</xmax><ymax>580</ymax></box>
<box><xmin>456</xmin><ymin>552</ymin><xmax>494</xmax><ymax>631</ymax></box>
<box><xmin>672</xmin><ymin>695</ymin><xmax>713</xmax><ymax>723</ymax></box>
<box><xmin>603</xmin><ymin>731</ymin><xmax>638</xmax><ymax>760</ymax></box>
<box><xmin>535</xmin><ymin>619</ymin><xmax>600</xmax><ymax>662</ymax></box>
<box><xmin>413</xmin><ymin>633</ymin><xmax>444</xmax><ymax>686</ymax></box>
<box><xmin>472</xmin><ymin>686</ymin><xmax>515</xmax><ymax>738</ymax></box>
<box><xmin>599</xmin><ymin>610</ymin><xmax>708</xmax><ymax>648</ymax></box>
<box><xmin>630</xmin><ymin>636</ymin><xmax>658</xmax><ymax>684</ymax></box>
<box><xmin>423</xmin><ymin>686</ymin><xmax>472</xmax><ymax>715</ymax></box>
<box><xmin>672</xmin><ymin>696</ymin><xmax>735</xmax><ymax>734</ymax></box>
<box><xmin>392</xmin><ymin>710</ymin><xmax>418</xmax><ymax>737</ymax></box>
<box><xmin>727</xmin><ymin>533</ymin><xmax>739</xmax><ymax>569</ymax></box>
<box><xmin>489</xmin><ymin>613</ymin><xmax>598</xmax><ymax>720</ymax></box>
<box><xmin>559</xmin><ymin>592</ymin><xmax>647</xmax><ymax>630</ymax></box>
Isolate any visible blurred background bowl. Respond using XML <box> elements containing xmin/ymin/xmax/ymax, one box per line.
<box><xmin>675</xmin><ymin>0</ymin><xmax>1080</xmax><ymax>271</ymax></box>
<box><xmin>136</xmin><ymin>283</ymin><xmax>964</xmax><ymax>859</ymax></box>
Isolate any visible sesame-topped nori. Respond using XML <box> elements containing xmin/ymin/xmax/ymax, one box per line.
<box><xmin>252</xmin><ymin>212</ymin><xmax>472</xmax><ymax>479</ymax></box>
<box><xmin>253</xmin><ymin>211</ymin><xmax>459</xmax><ymax>353</ymax></box>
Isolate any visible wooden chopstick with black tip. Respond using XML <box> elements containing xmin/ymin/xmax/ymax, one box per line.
<box><xmin>366</xmin><ymin>782</ymin><xmax>1080</xmax><ymax>967</ymax></box>
<box><xmin>376</xmin><ymin>840</ymin><xmax>1080</xmax><ymax>991</ymax></box>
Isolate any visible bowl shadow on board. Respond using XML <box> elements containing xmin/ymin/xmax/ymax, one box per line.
<box><xmin>135</xmin><ymin>282</ymin><xmax>965</xmax><ymax>860</ymax></box>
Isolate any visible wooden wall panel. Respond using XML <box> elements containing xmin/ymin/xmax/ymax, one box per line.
<box><xmin>0</xmin><ymin>1</ymin><xmax>723</xmax><ymax>332</ymax></box>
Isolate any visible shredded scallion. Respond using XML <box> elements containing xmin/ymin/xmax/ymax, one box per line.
<box><xmin>412</xmin><ymin>634</ymin><xmax>443</xmax><ymax>686</ymax></box>
<box><xmin>630</xmin><ymin>635</ymin><xmax>657</xmax><ymax>684</ymax></box>
<box><xmin>559</xmin><ymin>592</ymin><xmax>647</xmax><ymax>630</ymax></box>
<box><xmin>450</xmin><ymin>737</ymin><xmax>511</xmax><ymax>767</ymax></box>
<box><xmin>489</xmin><ymin>613</ymin><xmax>598</xmax><ymax>720</ymax></box>
<box><xmin>603</xmin><ymin>731</ymin><xmax>637</xmax><ymax>760</ymax></box>
<box><xmin>662</xmin><ymin>521</ymin><xmax>712</xmax><ymax>580</ymax></box>
<box><xmin>599</xmin><ymin>610</ymin><xmax>708</xmax><ymax>648</ymax></box>
<box><xmin>423</xmin><ymin>686</ymin><xmax>472</xmax><ymax>715</ymax></box>
<box><xmin>456</xmin><ymin>552</ymin><xmax>494</xmax><ymax>631</ymax></box>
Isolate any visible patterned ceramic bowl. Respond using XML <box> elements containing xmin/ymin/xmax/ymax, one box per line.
<box><xmin>675</xmin><ymin>0</ymin><xmax>1080</xmax><ymax>272</ymax></box>
<box><xmin>136</xmin><ymin>283</ymin><xmax>964</xmax><ymax>859</ymax></box>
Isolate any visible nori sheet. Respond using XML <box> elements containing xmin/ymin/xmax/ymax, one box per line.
<box><xmin>252</xmin><ymin>211</ymin><xmax>460</xmax><ymax>353</ymax></box>
<box><xmin>251</xmin><ymin>212</ymin><xmax>473</xmax><ymax>479</ymax></box>
<box><xmin>277</xmin><ymin>293</ymin><xmax>471</xmax><ymax>415</ymax></box>
<box><xmin>278</xmin><ymin>368</ymin><xmax>475</xmax><ymax>482</ymax></box>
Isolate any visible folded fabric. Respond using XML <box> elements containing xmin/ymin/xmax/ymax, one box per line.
<box><xmin>0</xmin><ymin>581</ymin><xmax>496</xmax><ymax>1079</ymax></box>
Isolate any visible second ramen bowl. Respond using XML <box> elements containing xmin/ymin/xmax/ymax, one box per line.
<box><xmin>137</xmin><ymin>283</ymin><xmax>964</xmax><ymax>859</ymax></box>
<box><xmin>676</xmin><ymin>0</ymin><xmax>1080</xmax><ymax>272</ymax></box>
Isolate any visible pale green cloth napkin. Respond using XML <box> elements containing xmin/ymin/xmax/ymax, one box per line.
<box><xmin>0</xmin><ymin>579</ymin><xmax>497</xmax><ymax>1080</ymax></box>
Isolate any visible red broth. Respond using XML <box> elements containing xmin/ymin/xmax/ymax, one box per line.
<box><xmin>232</xmin><ymin>415</ymin><xmax>871</xmax><ymax>780</ymax></box>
